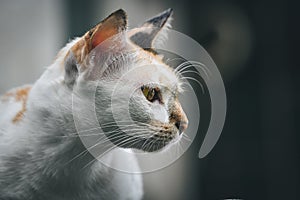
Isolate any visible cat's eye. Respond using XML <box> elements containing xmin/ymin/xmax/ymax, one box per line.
<box><xmin>141</xmin><ymin>86</ymin><xmax>162</xmax><ymax>103</ymax></box>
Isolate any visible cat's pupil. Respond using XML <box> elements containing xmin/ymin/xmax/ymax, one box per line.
<box><xmin>141</xmin><ymin>86</ymin><xmax>162</xmax><ymax>103</ymax></box>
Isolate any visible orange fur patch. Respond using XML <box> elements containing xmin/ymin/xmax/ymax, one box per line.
<box><xmin>12</xmin><ymin>86</ymin><xmax>31</xmax><ymax>123</ymax></box>
<box><xmin>169</xmin><ymin>101</ymin><xmax>188</xmax><ymax>126</ymax></box>
<box><xmin>1</xmin><ymin>86</ymin><xmax>32</xmax><ymax>123</ymax></box>
<box><xmin>70</xmin><ymin>39</ymin><xmax>89</xmax><ymax>65</ymax></box>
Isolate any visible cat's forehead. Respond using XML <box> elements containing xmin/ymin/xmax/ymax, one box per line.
<box><xmin>127</xmin><ymin>50</ymin><xmax>179</xmax><ymax>89</ymax></box>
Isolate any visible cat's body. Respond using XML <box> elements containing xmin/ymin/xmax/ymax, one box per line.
<box><xmin>0</xmin><ymin>38</ymin><xmax>142</xmax><ymax>200</ymax></box>
<box><xmin>0</xmin><ymin>9</ymin><xmax>187</xmax><ymax>199</ymax></box>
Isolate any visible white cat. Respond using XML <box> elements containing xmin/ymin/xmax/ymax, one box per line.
<box><xmin>0</xmin><ymin>9</ymin><xmax>188</xmax><ymax>200</ymax></box>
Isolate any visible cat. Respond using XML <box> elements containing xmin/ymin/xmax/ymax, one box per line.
<box><xmin>0</xmin><ymin>8</ymin><xmax>188</xmax><ymax>200</ymax></box>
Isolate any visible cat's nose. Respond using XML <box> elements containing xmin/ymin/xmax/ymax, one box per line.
<box><xmin>170</xmin><ymin>101</ymin><xmax>188</xmax><ymax>135</ymax></box>
<box><xmin>175</xmin><ymin>120</ymin><xmax>188</xmax><ymax>135</ymax></box>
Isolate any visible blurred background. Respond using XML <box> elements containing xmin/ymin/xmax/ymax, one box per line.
<box><xmin>0</xmin><ymin>0</ymin><xmax>299</xmax><ymax>199</ymax></box>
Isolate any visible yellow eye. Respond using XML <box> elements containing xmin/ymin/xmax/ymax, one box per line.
<box><xmin>141</xmin><ymin>86</ymin><xmax>149</xmax><ymax>97</ymax></box>
<box><xmin>141</xmin><ymin>86</ymin><xmax>162</xmax><ymax>103</ymax></box>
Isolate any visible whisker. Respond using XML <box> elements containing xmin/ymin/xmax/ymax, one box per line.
<box><xmin>63</xmin><ymin>135</ymin><xmax>108</xmax><ymax>166</ymax></box>
<box><xmin>165</xmin><ymin>57</ymin><xmax>186</xmax><ymax>65</ymax></box>
<box><xmin>182</xmin><ymin>133</ymin><xmax>192</xmax><ymax>142</ymax></box>
<box><xmin>179</xmin><ymin>70</ymin><xmax>203</xmax><ymax>79</ymax></box>
<box><xmin>176</xmin><ymin>61</ymin><xmax>207</xmax><ymax>74</ymax></box>
<box><xmin>180</xmin><ymin>76</ymin><xmax>204</xmax><ymax>93</ymax></box>
<box><xmin>174</xmin><ymin>61</ymin><xmax>192</xmax><ymax>73</ymax></box>
<box><xmin>65</xmin><ymin>127</ymin><xmax>152</xmax><ymax>166</ymax></box>
<box><xmin>175</xmin><ymin>61</ymin><xmax>211</xmax><ymax>83</ymax></box>
<box><xmin>58</xmin><ymin>124</ymin><xmax>150</xmax><ymax>138</ymax></box>
<box><xmin>80</xmin><ymin>133</ymin><xmax>148</xmax><ymax>170</ymax></box>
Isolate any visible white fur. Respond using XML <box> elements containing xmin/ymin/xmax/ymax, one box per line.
<box><xmin>151</xmin><ymin>101</ymin><xmax>169</xmax><ymax>123</ymax></box>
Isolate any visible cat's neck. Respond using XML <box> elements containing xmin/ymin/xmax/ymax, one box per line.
<box><xmin>14</xmin><ymin>68</ymin><xmax>114</xmax><ymax>197</ymax></box>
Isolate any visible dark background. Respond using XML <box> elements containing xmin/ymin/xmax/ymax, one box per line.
<box><xmin>1</xmin><ymin>0</ymin><xmax>299</xmax><ymax>199</ymax></box>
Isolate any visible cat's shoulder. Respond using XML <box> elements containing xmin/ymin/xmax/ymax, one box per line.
<box><xmin>0</xmin><ymin>85</ymin><xmax>32</xmax><ymax>125</ymax></box>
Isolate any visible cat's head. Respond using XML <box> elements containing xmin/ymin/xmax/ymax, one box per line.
<box><xmin>64</xmin><ymin>9</ymin><xmax>188</xmax><ymax>152</ymax></box>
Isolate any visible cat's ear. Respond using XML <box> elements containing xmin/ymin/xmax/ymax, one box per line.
<box><xmin>64</xmin><ymin>9</ymin><xmax>127</xmax><ymax>86</ymax></box>
<box><xmin>88</xmin><ymin>9</ymin><xmax>127</xmax><ymax>50</ymax></box>
<box><xmin>129</xmin><ymin>8</ymin><xmax>173</xmax><ymax>49</ymax></box>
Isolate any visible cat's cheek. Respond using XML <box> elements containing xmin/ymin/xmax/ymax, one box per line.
<box><xmin>150</xmin><ymin>103</ymin><xmax>169</xmax><ymax>123</ymax></box>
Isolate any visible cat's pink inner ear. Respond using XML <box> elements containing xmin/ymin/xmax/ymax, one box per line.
<box><xmin>91</xmin><ymin>25</ymin><xmax>120</xmax><ymax>48</ymax></box>
<box><xmin>89</xmin><ymin>9</ymin><xmax>127</xmax><ymax>49</ymax></box>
